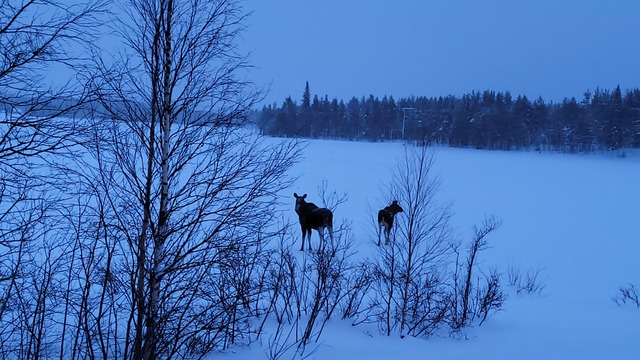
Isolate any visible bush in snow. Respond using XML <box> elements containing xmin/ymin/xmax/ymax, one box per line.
<box><xmin>356</xmin><ymin>146</ymin><xmax>506</xmax><ymax>338</ymax></box>
<box><xmin>449</xmin><ymin>216</ymin><xmax>504</xmax><ymax>330</ymax></box>
<box><xmin>614</xmin><ymin>283</ymin><xmax>640</xmax><ymax>308</ymax></box>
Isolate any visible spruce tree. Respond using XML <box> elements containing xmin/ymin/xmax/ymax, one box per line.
<box><xmin>302</xmin><ymin>81</ymin><xmax>311</xmax><ymax>110</ymax></box>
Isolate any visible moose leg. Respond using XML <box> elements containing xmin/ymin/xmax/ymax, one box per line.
<box><xmin>300</xmin><ymin>224</ymin><xmax>306</xmax><ymax>251</ymax></box>
<box><xmin>377</xmin><ymin>222</ymin><xmax>383</xmax><ymax>246</ymax></box>
<box><xmin>384</xmin><ymin>226</ymin><xmax>391</xmax><ymax>245</ymax></box>
<box><xmin>306</xmin><ymin>228</ymin><xmax>313</xmax><ymax>251</ymax></box>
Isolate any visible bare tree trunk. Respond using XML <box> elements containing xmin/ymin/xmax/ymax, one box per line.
<box><xmin>133</xmin><ymin>1</ymin><xmax>164</xmax><ymax>357</ymax></box>
<box><xmin>145</xmin><ymin>0</ymin><xmax>174</xmax><ymax>357</ymax></box>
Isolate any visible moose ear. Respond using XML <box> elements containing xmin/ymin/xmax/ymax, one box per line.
<box><xmin>303</xmin><ymin>194</ymin><xmax>307</xmax><ymax>198</ymax></box>
<box><xmin>294</xmin><ymin>192</ymin><xmax>299</xmax><ymax>198</ymax></box>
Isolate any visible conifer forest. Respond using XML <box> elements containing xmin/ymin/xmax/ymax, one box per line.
<box><xmin>257</xmin><ymin>82</ymin><xmax>640</xmax><ymax>153</ymax></box>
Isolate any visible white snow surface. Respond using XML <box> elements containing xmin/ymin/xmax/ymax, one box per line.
<box><xmin>221</xmin><ymin>138</ymin><xmax>640</xmax><ymax>359</ymax></box>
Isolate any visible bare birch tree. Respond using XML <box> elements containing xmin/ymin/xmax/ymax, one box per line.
<box><xmin>370</xmin><ymin>146</ymin><xmax>453</xmax><ymax>337</ymax></box>
<box><xmin>70</xmin><ymin>0</ymin><xmax>301</xmax><ymax>359</ymax></box>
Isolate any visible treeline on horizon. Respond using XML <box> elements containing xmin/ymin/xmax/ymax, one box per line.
<box><xmin>256</xmin><ymin>82</ymin><xmax>640</xmax><ymax>152</ymax></box>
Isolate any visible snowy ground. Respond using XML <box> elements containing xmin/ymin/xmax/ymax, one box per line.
<box><xmin>223</xmin><ymin>138</ymin><xmax>640</xmax><ymax>359</ymax></box>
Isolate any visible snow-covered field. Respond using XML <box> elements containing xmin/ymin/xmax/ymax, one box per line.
<box><xmin>225</xmin><ymin>138</ymin><xmax>640</xmax><ymax>359</ymax></box>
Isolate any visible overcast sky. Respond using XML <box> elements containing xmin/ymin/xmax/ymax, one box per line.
<box><xmin>240</xmin><ymin>0</ymin><xmax>640</xmax><ymax>106</ymax></box>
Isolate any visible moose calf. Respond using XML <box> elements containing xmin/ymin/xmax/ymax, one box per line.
<box><xmin>378</xmin><ymin>200</ymin><xmax>403</xmax><ymax>245</ymax></box>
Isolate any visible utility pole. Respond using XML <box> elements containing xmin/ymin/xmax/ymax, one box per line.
<box><xmin>402</xmin><ymin>107</ymin><xmax>416</xmax><ymax>140</ymax></box>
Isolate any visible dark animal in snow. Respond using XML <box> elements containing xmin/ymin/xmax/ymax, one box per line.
<box><xmin>294</xmin><ymin>193</ymin><xmax>334</xmax><ymax>251</ymax></box>
<box><xmin>378</xmin><ymin>200</ymin><xmax>403</xmax><ymax>245</ymax></box>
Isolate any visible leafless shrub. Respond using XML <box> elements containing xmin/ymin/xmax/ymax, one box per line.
<box><xmin>265</xmin><ymin>319</ymin><xmax>318</xmax><ymax>360</ymax></box>
<box><xmin>362</xmin><ymin>146</ymin><xmax>508</xmax><ymax>338</ymax></box>
<box><xmin>340</xmin><ymin>262</ymin><xmax>374</xmax><ymax>321</ymax></box>
<box><xmin>476</xmin><ymin>269</ymin><xmax>506</xmax><ymax>325</ymax></box>
<box><xmin>450</xmin><ymin>215</ymin><xmax>503</xmax><ymax>331</ymax></box>
<box><xmin>614</xmin><ymin>283</ymin><xmax>640</xmax><ymax>307</ymax></box>
<box><xmin>316</xmin><ymin>179</ymin><xmax>348</xmax><ymax>212</ymax></box>
<box><xmin>367</xmin><ymin>146</ymin><xmax>455</xmax><ymax>338</ymax></box>
<box><xmin>255</xmin><ymin>192</ymin><xmax>358</xmax><ymax>353</ymax></box>
<box><xmin>299</xmin><ymin>219</ymin><xmax>355</xmax><ymax>346</ymax></box>
<box><xmin>507</xmin><ymin>265</ymin><xmax>547</xmax><ymax>295</ymax></box>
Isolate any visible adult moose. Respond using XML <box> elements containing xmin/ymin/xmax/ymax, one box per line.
<box><xmin>294</xmin><ymin>193</ymin><xmax>334</xmax><ymax>251</ymax></box>
<box><xmin>378</xmin><ymin>200</ymin><xmax>403</xmax><ymax>245</ymax></box>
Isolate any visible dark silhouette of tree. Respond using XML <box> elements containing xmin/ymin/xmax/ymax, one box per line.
<box><xmin>346</xmin><ymin>97</ymin><xmax>361</xmax><ymax>139</ymax></box>
<box><xmin>279</xmin><ymin>96</ymin><xmax>298</xmax><ymax>136</ymax></box>
<box><xmin>302</xmin><ymin>81</ymin><xmax>311</xmax><ymax>110</ymax></box>
<box><xmin>605</xmin><ymin>85</ymin><xmax>626</xmax><ymax>149</ymax></box>
<box><xmin>624</xmin><ymin>89</ymin><xmax>640</xmax><ymax>147</ymax></box>
<box><xmin>512</xmin><ymin>95</ymin><xmax>532</xmax><ymax>148</ymax></box>
<box><xmin>531</xmin><ymin>96</ymin><xmax>550</xmax><ymax>149</ymax></box>
<box><xmin>78</xmin><ymin>0</ymin><xmax>301</xmax><ymax>358</ymax></box>
<box><xmin>257</xmin><ymin>82</ymin><xmax>640</xmax><ymax>152</ymax></box>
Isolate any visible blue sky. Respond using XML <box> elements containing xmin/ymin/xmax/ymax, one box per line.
<box><xmin>240</xmin><ymin>0</ymin><xmax>640</xmax><ymax>105</ymax></box>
